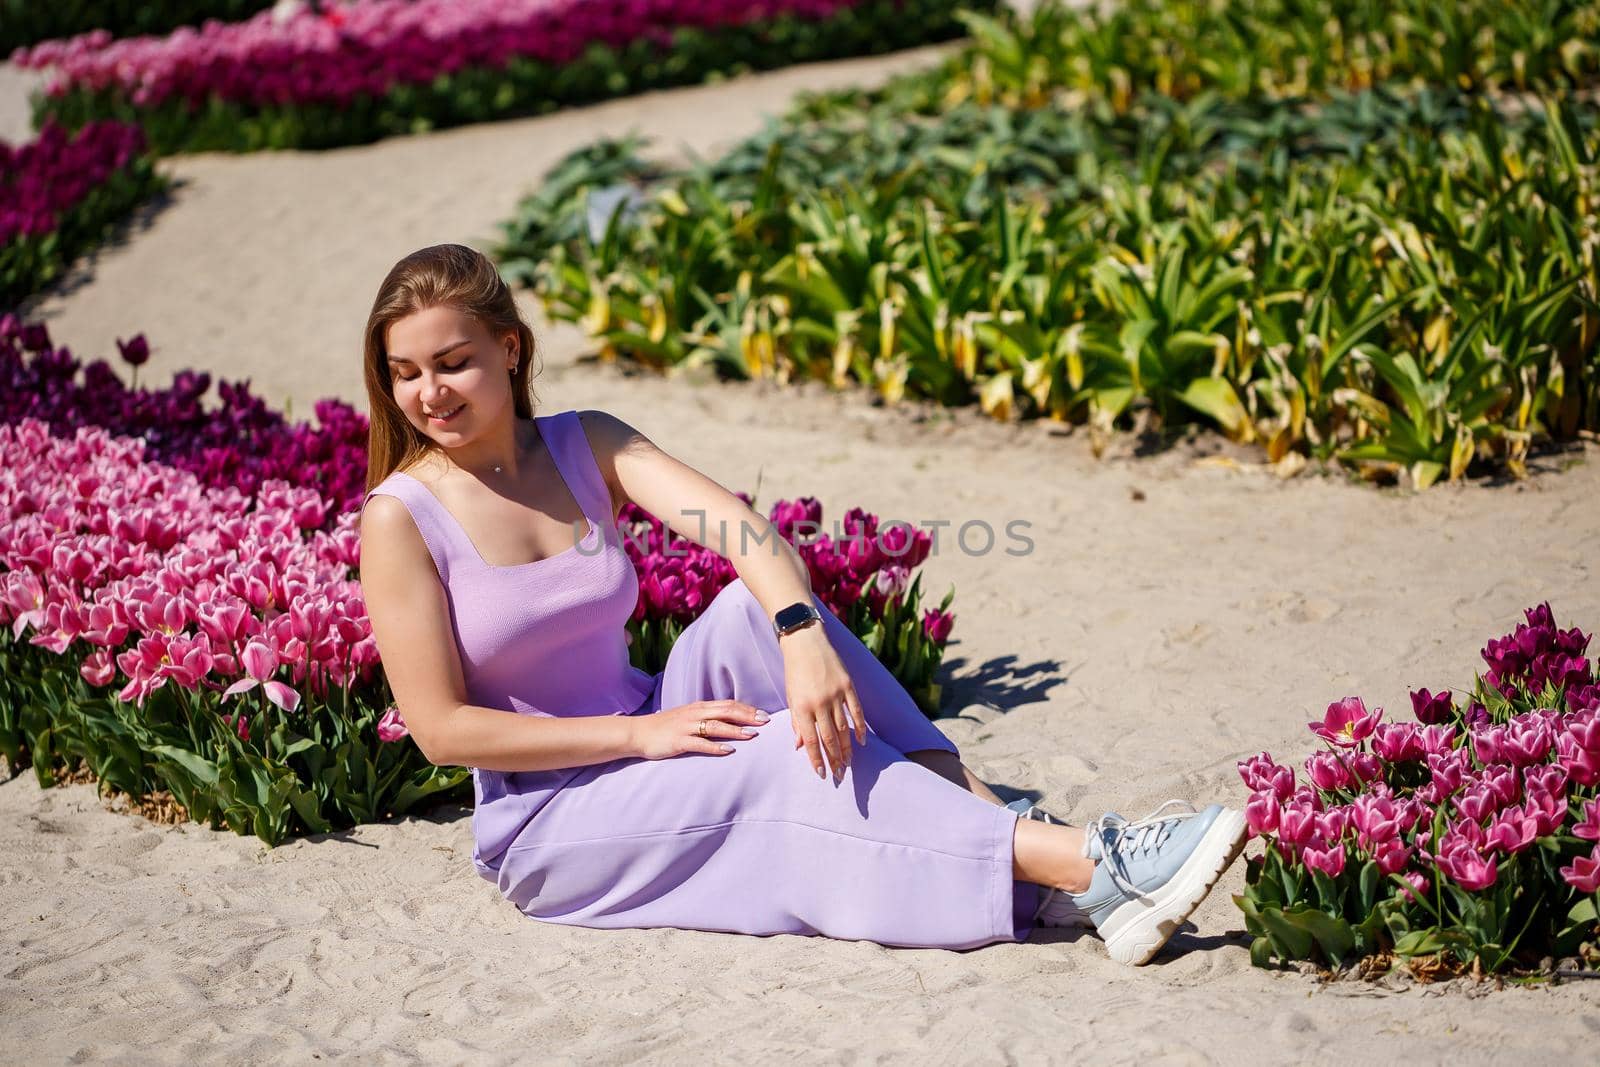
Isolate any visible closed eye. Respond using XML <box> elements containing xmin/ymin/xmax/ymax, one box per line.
<box><xmin>396</xmin><ymin>358</ymin><xmax>467</xmax><ymax>382</ymax></box>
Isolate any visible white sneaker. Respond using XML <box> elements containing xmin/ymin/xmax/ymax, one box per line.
<box><xmin>1005</xmin><ymin>798</ymin><xmax>1093</xmax><ymax>929</ymax></box>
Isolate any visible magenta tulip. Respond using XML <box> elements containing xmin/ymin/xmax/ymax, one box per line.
<box><xmin>1308</xmin><ymin>696</ymin><xmax>1381</xmax><ymax>747</ymax></box>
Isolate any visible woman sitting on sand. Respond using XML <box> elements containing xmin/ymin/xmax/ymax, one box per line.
<box><xmin>357</xmin><ymin>244</ymin><xmax>1247</xmax><ymax>964</ymax></box>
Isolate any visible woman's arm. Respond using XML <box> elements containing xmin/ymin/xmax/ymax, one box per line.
<box><xmin>581</xmin><ymin>411</ymin><xmax>868</xmax><ymax>777</ymax></box>
<box><xmin>581</xmin><ymin>410</ymin><xmax>816</xmax><ymax>623</ymax></box>
<box><xmin>358</xmin><ymin>494</ymin><xmax>642</xmax><ymax>773</ymax></box>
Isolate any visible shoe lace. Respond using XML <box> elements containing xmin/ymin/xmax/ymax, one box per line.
<box><xmin>1089</xmin><ymin>800</ymin><xmax>1200</xmax><ymax>898</ymax></box>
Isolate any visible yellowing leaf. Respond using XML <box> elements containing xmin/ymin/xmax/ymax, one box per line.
<box><xmin>978</xmin><ymin>372</ymin><xmax>1014</xmax><ymax>421</ymax></box>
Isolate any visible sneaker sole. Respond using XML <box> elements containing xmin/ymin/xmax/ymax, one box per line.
<box><xmin>1096</xmin><ymin>808</ymin><xmax>1248</xmax><ymax>966</ymax></box>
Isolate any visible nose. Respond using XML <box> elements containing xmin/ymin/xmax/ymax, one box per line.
<box><xmin>419</xmin><ymin>372</ymin><xmax>453</xmax><ymax>406</ymax></box>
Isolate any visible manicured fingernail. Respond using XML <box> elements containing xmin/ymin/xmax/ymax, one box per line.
<box><xmin>816</xmin><ymin>766</ymin><xmax>825</xmax><ymax>778</ymax></box>
<box><xmin>741</xmin><ymin>728</ymin><xmax>757</xmax><ymax>736</ymax></box>
<box><xmin>754</xmin><ymin>711</ymin><xmax>770</xmax><ymax>722</ymax></box>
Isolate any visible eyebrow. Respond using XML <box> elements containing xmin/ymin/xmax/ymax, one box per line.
<box><xmin>387</xmin><ymin>339</ymin><xmax>471</xmax><ymax>365</ymax></box>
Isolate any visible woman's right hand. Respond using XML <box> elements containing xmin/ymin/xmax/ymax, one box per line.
<box><xmin>630</xmin><ymin>699</ymin><xmax>771</xmax><ymax>760</ymax></box>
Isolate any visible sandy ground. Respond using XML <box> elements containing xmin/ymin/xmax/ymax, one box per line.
<box><xmin>5</xmin><ymin>33</ymin><xmax>1600</xmax><ymax>1067</ymax></box>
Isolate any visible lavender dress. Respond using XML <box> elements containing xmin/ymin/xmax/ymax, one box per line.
<box><xmin>364</xmin><ymin>409</ymin><xmax>1040</xmax><ymax>949</ymax></box>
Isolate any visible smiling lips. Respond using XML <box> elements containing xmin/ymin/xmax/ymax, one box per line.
<box><xmin>427</xmin><ymin>404</ymin><xmax>464</xmax><ymax>424</ymax></box>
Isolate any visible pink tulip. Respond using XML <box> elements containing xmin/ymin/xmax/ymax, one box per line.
<box><xmin>1560</xmin><ymin>846</ymin><xmax>1600</xmax><ymax>894</ymax></box>
<box><xmin>1302</xmin><ymin>843</ymin><xmax>1347</xmax><ymax>878</ymax></box>
<box><xmin>1352</xmin><ymin>792</ymin><xmax>1401</xmax><ymax>847</ymax></box>
<box><xmin>1397</xmin><ymin>871</ymin><xmax>1431</xmax><ymax>904</ymax></box>
<box><xmin>1502</xmin><ymin>715</ymin><xmax>1556</xmax><ymax>765</ymax></box>
<box><xmin>1435</xmin><ymin>844</ymin><xmax>1498</xmax><ymax>892</ymax></box>
<box><xmin>158</xmin><ymin>633</ymin><xmax>215</xmax><ymax>688</ymax></box>
<box><xmin>1308</xmin><ymin>696</ymin><xmax>1381</xmax><ymax>747</ymax></box>
<box><xmin>1485</xmin><ymin>807</ymin><xmax>1540</xmax><ymax>855</ymax></box>
<box><xmin>1567</xmin><ymin>709</ymin><xmax>1600</xmax><ymax>752</ymax></box>
<box><xmin>1371</xmin><ymin>838</ymin><xmax>1412</xmax><ymax>876</ymax></box>
<box><xmin>1316</xmin><ymin>806</ymin><xmax>1353</xmax><ymax>844</ymax></box>
<box><xmin>1557</xmin><ymin>732</ymin><xmax>1600</xmax><ymax>787</ymax></box>
<box><xmin>1371</xmin><ymin>722</ymin><xmax>1422</xmax><ymax>762</ymax></box>
<box><xmin>1305</xmin><ymin>750</ymin><xmax>1353</xmax><ymax>791</ymax></box>
<box><xmin>1277</xmin><ymin>797</ymin><xmax>1320</xmax><ymax>850</ymax></box>
<box><xmin>1453</xmin><ymin>782</ymin><xmax>1498</xmax><ymax>824</ymax></box>
<box><xmin>79</xmin><ymin>648</ymin><xmax>116</xmax><ymax>686</ymax></box>
<box><xmin>1522</xmin><ymin>763</ymin><xmax>1567</xmax><ymax>800</ymax></box>
<box><xmin>1426</xmin><ymin>748</ymin><xmax>1471</xmax><ymax>796</ymax></box>
<box><xmin>1245</xmin><ymin>789</ymin><xmax>1280</xmax><ymax>836</ymax></box>
<box><xmin>1238</xmin><ymin>752</ymin><xmax>1296</xmax><ymax>801</ymax></box>
<box><xmin>1574</xmin><ymin>799</ymin><xmax>1600</xmax><ymax>842</ymax></box>
<box><xmin>1348</xmin><ymin>751</ymin><xmax>1383</xmax><ymax>785</ymax></box>
<box><xmin>1415</xmin><ymin>724</ymin><xmax>1456</xmax><ymax>757</ymax></box>
<box><xmin>376</xmin><ymin>706</ymin><xmax>410</xmax><ymax>743</ymax></box>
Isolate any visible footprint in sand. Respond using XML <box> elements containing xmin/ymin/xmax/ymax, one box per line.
<box><xmin>1285</xmin><ymin>596</ymin><xmax>1341</xmax><ymax>624</ymax></box>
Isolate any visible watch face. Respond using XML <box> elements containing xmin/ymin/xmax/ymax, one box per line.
<box><xmin>776</xmin><ymin>603</ymin><xmax>819</xmax><ymax>632</ymax></box>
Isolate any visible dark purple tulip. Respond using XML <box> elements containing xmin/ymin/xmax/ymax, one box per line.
<box><xmin>116</xmin><ymin>334</ymin><xmax>150</xmax><ymax>367</ymax></box>
<box><xmin>1410</xmin><ymin>686</ymin><xmax>1455</xmax><ymax>725</ymax></box>
<box><xmin>19</xmin><ymin>323</ymin><xmax>51</xmax><ymax>352</ymax></box>
<box><xmin>1463</xmin><ymin>701</ymin><xmax>1491</xmax><ymax>730</ymax></box>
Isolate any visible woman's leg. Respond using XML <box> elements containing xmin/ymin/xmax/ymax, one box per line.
<box><xmin>662</xmin><ymin>578</ymin><xmax>1095</xmax><ymax>896</ymax></box>
<box><xmin>904</xmin><ymin>748</ymin><xmax>1007</xmax><ymax>805</ymax></box>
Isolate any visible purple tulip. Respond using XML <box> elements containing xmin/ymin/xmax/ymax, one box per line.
<box><xmin>1462</xmin><ymin>701</ymin><xmax>1491</xmax><ymax>730</ymax></box>
<box><xmin>116</xmin><ymin>334</ymin><xmax>150</xmax><ymax>367</ymax></box>
<box><xmin>1409</xmin><ymin>686</ymin><xmax>1455</xmax><ymax>725</ymax></box>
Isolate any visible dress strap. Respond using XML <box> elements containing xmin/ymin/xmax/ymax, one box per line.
<box><xmin>362</xmin><ymin>474</ymin><xmax>456</xmax><ymax>584</ymax></box>
<box><xmin>541</xmin><ymin>410</ymin><xmax>616</xmax><ymax>528</ymax></box>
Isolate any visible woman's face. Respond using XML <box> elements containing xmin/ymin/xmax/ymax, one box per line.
<box><xmin>385</xmin><ymin>305</ymin><xmax>517</xmax><ymax>446</ymax></box>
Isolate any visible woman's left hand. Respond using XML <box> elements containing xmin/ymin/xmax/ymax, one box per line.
<box><xmin>778</xmin><ymin>623</ymin><xmax>867</xmax><ymax>781</ymax></box>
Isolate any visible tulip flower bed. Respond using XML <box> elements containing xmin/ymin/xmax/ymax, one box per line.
<box><xmin>0</xmin><ymin>417</ymin><xmax>465</xmax><ymax>844</ymax></box>
<box><xmin>1</xmin><ymin>119</ymin><xmax>164</xmax><ymax>306</ymax></box>
<box><xmin>1</xmin><ymin>322</ymin><xmax>959</xmax><ymax>843</ymax></box>
<box><xmin>619</xmin><ymin>494</ymin><xmax>954</xmax><ymax>716</ymax></box>
<box><xmin>0</xmin><ymin>1</ymin><xmax>277</xmax><ymax>54</ymax></box>
<box><xmin>1</xmin><ymin>316</ymin><xmax>371</xmax><ymax>520</ymax></box>
<box><xmin>502</xmin><ymin>0</ymin><xmax>1600</xmax><ymax>489</ymax></box>
<box><xmin>13</xmin><ymin>0</ymin><xmax>993</xmax><ymax>154</ymax></box>
<box><xmin>1235</xmin><ymin>605</ymin><xmax>1600</xmax><ymax>977</ymax></box>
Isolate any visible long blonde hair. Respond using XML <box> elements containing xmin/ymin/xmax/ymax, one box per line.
<box><xmin>362</xmin><ymin>243</ymin><xmax>541</xmax><ymax>492</ymax></box>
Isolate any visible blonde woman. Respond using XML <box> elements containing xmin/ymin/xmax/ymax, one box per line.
<box><xmin>357</xmin><ymin>244</ymin><xmax>1246</xmax><ymax>963</ymax></box>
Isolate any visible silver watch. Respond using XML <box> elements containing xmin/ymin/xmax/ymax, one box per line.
<box><xmin>773</xmin><ymin>601</ymin><xmax>822</xmax><ymax>637</ymax></box>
